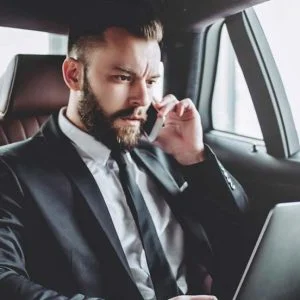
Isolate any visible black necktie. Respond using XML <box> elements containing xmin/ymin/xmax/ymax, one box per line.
<box><xmin>111</xmin><ymin>149</ymin><xmax>181</xmax><ymax>300</ymax></box>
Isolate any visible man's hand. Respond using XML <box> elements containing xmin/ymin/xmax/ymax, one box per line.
<box><xmin>168</xmin><ymin>296</ymin><xmax>218</xmax><ymax>300</ymax></box>
<box><xmin>153</xmin><ymin>94</ymin><xmax>205</xmax><ymax>165</ymax></box>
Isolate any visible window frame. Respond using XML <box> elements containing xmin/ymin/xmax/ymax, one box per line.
<box><xmin>199</xmin><ymin>8</ymin><xmax>299</xmax><ymax>159</ymax></box>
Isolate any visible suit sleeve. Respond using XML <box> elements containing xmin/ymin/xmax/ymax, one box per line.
<box><xmin>0</xmin><ymin>158</ymin><xmax>103</xmax><ymax>300</ymax></box>
<box><xmin>179</xmin><ymin>145</ymin><xmax>251</xmax><ymax>300</ymax></box>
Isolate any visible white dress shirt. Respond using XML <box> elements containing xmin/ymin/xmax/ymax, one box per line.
<box><xmin>58</xmin><ymin>108</ymin><xmax>187</xmax><ymax>299</ymax></box>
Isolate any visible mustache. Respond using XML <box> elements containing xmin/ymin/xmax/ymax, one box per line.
<box><xmin>110</xmin><ymin>107</ymin><xmax>147</xmax><ymax>121</ymax></box>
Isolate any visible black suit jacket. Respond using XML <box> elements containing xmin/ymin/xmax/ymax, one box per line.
<box><xmin>0</xmin><ymin>114</ymin><xmax>249</xmax><ymax>300</ymax></box>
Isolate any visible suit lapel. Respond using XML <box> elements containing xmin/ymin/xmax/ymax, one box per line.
<box><xmin>132</xmin><ymin>142</ymin><xmax>214</xmax><ymax>280</ymax></box>
<box><xmin>41</xmin><ymin>115</ymin><xmax>138</xmax><ymax>287</ymax></box>
<box><xmin>132</xmin><ymin>147</ymin><xmax>184</xmax><ymax>197</ymax></box>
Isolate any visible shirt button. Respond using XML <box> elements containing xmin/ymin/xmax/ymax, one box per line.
<box><xmin>107</xmin><ymin>160</ymin><xmax>116</xmax><ymax>170</ymax></box>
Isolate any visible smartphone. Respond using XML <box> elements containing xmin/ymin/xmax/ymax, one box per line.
<box><xmin>143</xmin><ymin>104</ymin><xmax>164</xmax><ymax>142</ymax></box>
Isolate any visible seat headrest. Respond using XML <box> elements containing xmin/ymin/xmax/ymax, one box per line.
<box><xmin>0</xmin><ymin>54</ymin><xmax>69</xmax><ymax>119</ymax></box>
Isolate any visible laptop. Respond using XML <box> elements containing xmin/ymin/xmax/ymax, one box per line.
<box><xmin>233</xmin><ymin>202</ymin><xmax>300</xmax><ymax>300</ymax></box>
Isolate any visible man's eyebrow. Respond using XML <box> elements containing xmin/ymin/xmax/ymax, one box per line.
<box><xmin>149</xmin><ymin>74</ymin><xmax>161</xmax><ymax>79</ymax></box>
<box><xmin>113</xmin><ymin>66</ymin><xmax>160</xmax><ymax>78</ymax></box>
<box><xmin>113</xmin><ymin>66</ymin><xmax>136</xmax><ymax>75</ymax></box>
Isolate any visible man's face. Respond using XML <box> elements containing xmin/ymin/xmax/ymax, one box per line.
<box><xmin>78</xmin><ymin>27</ymin><xmax>161</xmax><ymax>149</ymax></box>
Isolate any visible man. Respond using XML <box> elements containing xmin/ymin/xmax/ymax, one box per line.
<box><xmin>0</xmin><ymin>4</ymin><xmax>249</xmax><ymax>300</ymax></box>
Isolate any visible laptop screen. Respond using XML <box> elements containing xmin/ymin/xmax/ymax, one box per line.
<box><xmin>233</xmin><ymin>202</ymin><xmax>300</xmax><ymax>300</ymax></box>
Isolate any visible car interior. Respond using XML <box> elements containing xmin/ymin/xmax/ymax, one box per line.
<box><xmin>0</xmin><ymin>54</ymin><xmax>67</xmax><ymax>144</ymax></box>
<box><xmin>1</xmin><ymin>0</ymin><xmax>300</xmax><ymax>297</ymax></box>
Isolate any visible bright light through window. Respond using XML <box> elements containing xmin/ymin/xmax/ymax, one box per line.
<box><xmin>212</xmin><ymin>26</ymin><xmax>263</xmax><ymax>139</ymax></box>
<box><xmin>255</xmin><ymin>0</ymin><xmax>300</xmax><ymax>139</ymax></box>
<box><xmin>0</xmin><ymin>27</ymin><xmax>67</xmax><ymax>77</ymax></box>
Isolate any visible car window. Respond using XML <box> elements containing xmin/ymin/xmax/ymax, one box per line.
<box><xmin>211</xmin><ymin>25</ymin><xmax>263</xmax><ymax>139</ymax></box>
<box><xmin>254</xmin><ymin>0</ymin><xmax>300</xmax><ymax>140</ymax></box>
<box><xmin>0</xmin><ymin>26</ymin><xmax>67</xmax><ymax>76</ymax></box>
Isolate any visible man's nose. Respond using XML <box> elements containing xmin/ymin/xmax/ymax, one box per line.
<box><xmin>128</xmin><ymin>80</ymin><xmax>150</xmax><ymax>107</ymax></box>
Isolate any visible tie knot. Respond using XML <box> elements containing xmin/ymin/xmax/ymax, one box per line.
<box><xmin>110</xmin><ymin>149</ymin><xmax>127</xmax><ymax>168</ymax></box>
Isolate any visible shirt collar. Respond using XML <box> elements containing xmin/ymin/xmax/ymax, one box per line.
<box><xmin>58</xmin><ymin>107</ymin><xmax>111</xmax><ymax>166</ymax></box>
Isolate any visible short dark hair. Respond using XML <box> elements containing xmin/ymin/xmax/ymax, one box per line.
<box><xmin>68</xmin><ymin>1</ymin><xmax>163</xmax><ymax>61</ymax></box>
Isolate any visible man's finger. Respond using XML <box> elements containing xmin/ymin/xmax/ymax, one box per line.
<box><xmin>155</xmin><ymin>94</ymin><xmax>178</xmax><ymax>116</ymax></box>
<box><xmin>175</xmin><ymin>99</ymin><xmax>191</xmax><ymax>117</ymax></box>
<box><xmin>157</xmin><ymin>102</ymin><xmax>177</xmax><ymax>118</ymax></box>
<box><xmin>157</xmin><ymin>94</ymin><xmax>178</xmax><ymax>106</ymax></box>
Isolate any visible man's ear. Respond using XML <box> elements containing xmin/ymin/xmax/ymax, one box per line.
<box><xmin>62</xmin><ymin>57</ymin><xmax>84</xmax><ymax>91</ymax></box>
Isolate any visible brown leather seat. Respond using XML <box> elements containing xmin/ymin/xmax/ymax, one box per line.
<box><xmin>0</xmin><ymin>54</ymin><xmax>68</xmax><ymax>145</ymax></box>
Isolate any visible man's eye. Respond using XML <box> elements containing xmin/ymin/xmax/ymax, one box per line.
<box><xmin>114</xmin><ymin>75</ymin><xmax>131</xmax><ymax>82</ymax></box>
<box><xmin>147</xmin><ymin>79</ymin><xmax>157</xmax><ymax>86</ymax></box>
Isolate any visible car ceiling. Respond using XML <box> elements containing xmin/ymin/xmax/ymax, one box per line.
<box><xmin>0</xmin><ymin>0</ymin><xmax>268</xmax><ymax>34</ymax></box>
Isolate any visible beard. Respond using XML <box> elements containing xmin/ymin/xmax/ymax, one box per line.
<box><xmin>78</xmin><ymin>69</ymin><xmax>147</xmax><ymax>151</ymax></box>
